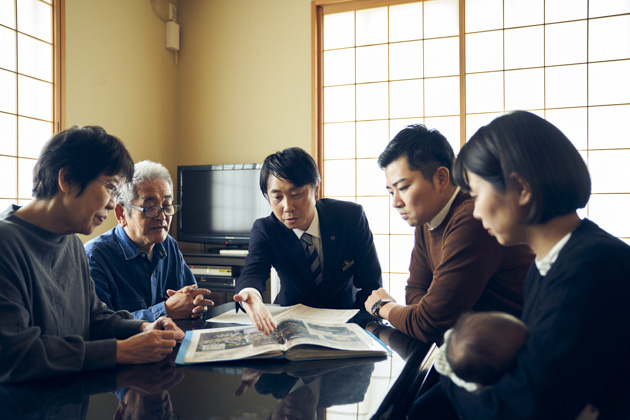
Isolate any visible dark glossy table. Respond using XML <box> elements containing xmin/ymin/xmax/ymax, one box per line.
<box><xmin>0</xmin><ymin>303</ymin><xmax>433</xmax><ymax>420</ymax></box>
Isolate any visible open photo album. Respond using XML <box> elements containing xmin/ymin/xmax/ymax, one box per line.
<box><xmin>175</xmin><ymin>319</ymin><xmax>390</xmax><ymax>365</ymax></box>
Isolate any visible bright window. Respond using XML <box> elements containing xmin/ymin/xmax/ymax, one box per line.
<box><xmin>0</xmin><ymin>0</ymin><xmax>61</xmax><ymax>208</ymax></box>
<box><xmin>315</xmin><ymin>0</ymin><xmax>630</xmax><ymax>307</ymax></box>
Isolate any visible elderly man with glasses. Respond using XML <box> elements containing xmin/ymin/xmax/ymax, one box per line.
<box><xmin>85</xmin><ymin>160</ymin><xmax>213</xmax><ymax>322</ymax></box>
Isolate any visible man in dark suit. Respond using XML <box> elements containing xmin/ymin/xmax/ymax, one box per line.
<box><xmin>234</xmin><ymin>147</ymin><xmax>382</xmax><ymax>334</ymax></box>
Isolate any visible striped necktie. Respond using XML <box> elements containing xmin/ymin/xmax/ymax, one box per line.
<box><xmin>301</xmin><ymin>233</ymin><xmax>323</xmax><ymax>285</ymax></box>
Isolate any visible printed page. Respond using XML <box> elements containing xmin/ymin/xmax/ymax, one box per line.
<box><xmin>177</xmin><ymin>325</ymin><xmax>288</xmax><ymax>364</ymax></box>
<box><xmin>207</xmin><ymin>304</ymin><xmax>358</xmax><ymax>325</ymax></box>
<box><xmin>206</xmin><ymin>305</ymin><xmax>288</xmax><ymax>325</ymax></box>
<box><xmin>274</xmin><ymin>305</ymin><xmax>359</xmax><ymax>324</ymax></box>
<box><xmin>277</xmin><ymin>320</ymin><xmax>387</xmax><ymax>353</ymax></box>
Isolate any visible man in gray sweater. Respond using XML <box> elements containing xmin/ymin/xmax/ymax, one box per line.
<box><xmin>0</xmin><ymin>126</ymin><xmax>184</xmax><ymax>383</ymax></box>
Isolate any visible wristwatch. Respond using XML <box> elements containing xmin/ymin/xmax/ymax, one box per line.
<box><xmin>371</xmin><ymin>299</ymin><xmax>394</xmax><ymax>318</ymax></box>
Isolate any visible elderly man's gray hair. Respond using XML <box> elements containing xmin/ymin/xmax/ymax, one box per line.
<box><xmin>116</xmin><ymin>160</ymin><xmax>173</xmax><ymax>214</ymax></box>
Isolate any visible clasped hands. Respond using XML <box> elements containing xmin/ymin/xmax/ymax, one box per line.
<box><xmin>165</xmin><ymin>284</ymin><xmax>214</xmax><ymax>319</ymax></box>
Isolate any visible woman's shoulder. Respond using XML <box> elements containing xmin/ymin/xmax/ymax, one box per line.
<box><xmin>553</xmin><ymin>219</ymin><xmax>630</xmax><ymax>280</ymax></box>
<box><xmin>568</xmin><ymin>219</ymin><xmax>630</xmax><ymax>257</ymax></box>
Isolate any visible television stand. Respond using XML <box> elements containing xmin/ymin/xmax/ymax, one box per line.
<box><xmin>183</xmin><ymin>253</ymin><xmax>270</xmax><ymax>305</ymax></box>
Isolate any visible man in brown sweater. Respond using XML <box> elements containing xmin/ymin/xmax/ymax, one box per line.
<box><xmin>365</xmin><ymin>125</ymin><xmax>533</xmax><ymax>343</ymax></box>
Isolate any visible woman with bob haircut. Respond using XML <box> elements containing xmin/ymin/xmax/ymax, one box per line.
<box><xmin>421</xmin><ymin>111</ymin><xmax>630</xmax><ymax>419</ymax></box>
<box><xmin>0</xmin><ymin>126</ymin><xmax>184</xmax><ymax>383</ymax></box>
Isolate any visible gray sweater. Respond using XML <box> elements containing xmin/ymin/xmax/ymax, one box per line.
<box><xmin>0</xmin><ymin>205</ymin><xmax>144</xmax><ymax>383</ymax></box>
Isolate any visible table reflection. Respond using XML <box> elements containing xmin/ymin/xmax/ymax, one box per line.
<box><xmin>113</xmin><ymin>358</ymin><xmax>184</xmax><ymax>420</ymax></box>
<box><xmin>0</xmin><ymin>357</ymin><xmax>182</xmax><ymax>420</ymax></box>
<box><xmin>0</xmin><ymin>309</ymin><xmax>432</xmax><ymax>419</ymax></box>
<box><xmin>254</xmin><ymin>359</ymin><xmax>376</xmax><ymax>420</ymax></box>
<box><xmin>114</xmin><ymin>389</ymin><xmax>177</xmax><ymax>420</ymax></box>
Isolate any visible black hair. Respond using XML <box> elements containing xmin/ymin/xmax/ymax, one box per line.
<box><xmin>32</xmin><ymin>126</ymin><xmax>135</xmax><ymax>199</ymax></box>
<box><xmin>377</xmin><ymin>124</ymin><xmax>455</xmax><ymax>181</ymax></box>
<box><xmin>446</xmin><ymin>311</ymin><xmax>529</xmax><ymax>386</ymax></box>
<box><xmin>453</xmin><ymin>111</ymin><xmax>591</xmax><ymax>224</ymax></box>
<box><xmin>259</xmin><ymin>147</ymin><xmax>321</xmax><ymax>199</ymax></box>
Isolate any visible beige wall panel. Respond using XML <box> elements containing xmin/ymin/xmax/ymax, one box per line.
<box><xmin>65</xmin><ymin>0</ymin><xmax>179</xmax><ymax>240</ymax></box>
<box><xmin>176</xmin><ymin>0</ymin><xmax>312</xmax><ymax>165</ymax></box>
<box><xmin>64</xmin><ymin>0</ymin><xmax>312</xmax><ymax>241</ymax></box>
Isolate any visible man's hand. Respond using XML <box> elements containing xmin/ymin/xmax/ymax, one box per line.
<box><xmin>115</xmin><ymin>317</ymin><xmax>185</xmax><ymax>365</ymax></box>
<box><xmin>116</xmin><ymin>330</ymin><xmax>180</xmax><ymax>365</ymax></box>
<box><xmin>165</xmin><ymin>284</ymin><xmax>214</xmax><ymax>319</ymax></box>
<box><xmin>365</xmin><ymin>288</ymin><xmax>397</xmax><ymax>318</ymax></box>
<box><xmin>233</xmin><ymin>291</ymin><xmax>276</xmax><ymax>335</ymax></box>
<box><xmin>142</xmin><ymin>316</ymin><xmax>186</xmax><ymax>338</ymax></box>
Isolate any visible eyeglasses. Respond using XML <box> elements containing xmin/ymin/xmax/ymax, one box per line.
<box><xmin>95</xmin><ymin>178</ymin><xmax>120</xmax><ymax>199</ymax></box>
<box><xmin>128</xmin><ymin>203</ymin><xmax>181</xmax><ymax>218</ymax></box>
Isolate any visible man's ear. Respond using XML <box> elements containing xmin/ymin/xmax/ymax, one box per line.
<box><xmin>433</xmin><ymin>166</ymin><xmax>451</xmax><ymax>192</ymax></box>
<box><xmin>115</xmin><ymin>203</ymin><xmax>127</xmax><ymax>227</ymax></box>
<box><xmin>314</xmin><ymin>181</ymin><xmax>321</xmax><ymax>200</ymax></box>
<box><xmin>57</xmin><ymin>167</ymin><xmax>73</xmax><ymax>194</ymax></box>
<box><xmin>509</xmin><ymin>173</ymin><xmax>532</xmax><ymax>207</ymax></box>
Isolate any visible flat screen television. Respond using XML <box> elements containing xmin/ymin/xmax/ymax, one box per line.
<box><xmin>176</xmin><ymin>163</ymin><xmax>271</xmax><ymax>247</ymax></box>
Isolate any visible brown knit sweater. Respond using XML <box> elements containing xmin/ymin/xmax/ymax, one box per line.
<box><xmin>387</xmin><ymin>191</ymin><xmax>533</xmax><ymax>343</ymax></box>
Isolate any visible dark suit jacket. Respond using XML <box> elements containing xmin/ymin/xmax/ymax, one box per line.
<box><xmin>236</xmin><ymin>198</ymin><xmax>382</xmax><ymax>308</ymax></box>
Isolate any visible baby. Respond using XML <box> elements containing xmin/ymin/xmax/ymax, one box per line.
<box><xmin>436</xmin><ymin>311</ymin><xmax>598</xmax><ymax>420</ymax></box>
<box><xmin>444</xmin><ymin>311</ymin><xmax>528</xmax><ymax>387</ymax></box>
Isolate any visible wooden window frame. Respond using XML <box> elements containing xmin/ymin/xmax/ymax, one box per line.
<box><xmin>312</xmin><ymin>0</ymin><xmax>630</xmax><ymax>242</ymax></box>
